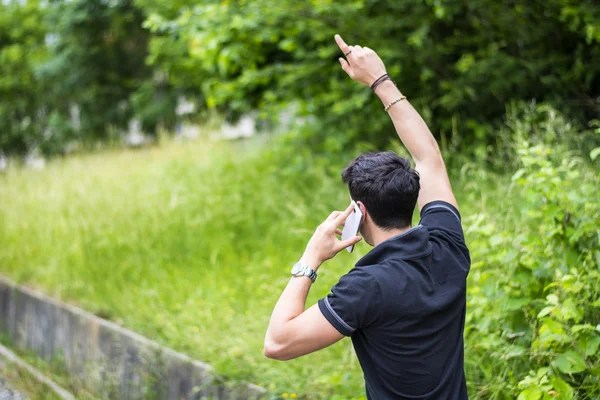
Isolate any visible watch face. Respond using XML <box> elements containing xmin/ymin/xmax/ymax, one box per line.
<box><xmin>291</xmin><ymin>263</ymin><xmax>304</xmax><ymax>275</ymax></box>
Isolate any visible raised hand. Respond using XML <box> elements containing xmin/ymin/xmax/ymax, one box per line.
<box><xmin>335</xmin><ymin>34</ymin><xmax>387</xmax><ymax>87</ymax></box>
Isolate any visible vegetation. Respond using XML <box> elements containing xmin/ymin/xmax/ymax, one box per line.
<box><xmin>0</xmin><ymin>358</ymin><xmax>63</xmax><ymax>400</ymax></box>
<box><xmin>1</xmin><ymin>104</ymin><xmax>599</xmax><ymax>399</ymax></box>
<box><xmin>0</xmin><ymin>0</ymin><xmax>176</xmax><ymax>156</ymax></box>
<box><xmin>1</xmin><ymin>0</ymin><xmax>600</xmax><ymax>156</ymax></box>
<box><xmin>143</xmin><ymin>0</ymin><xmax>600</xmax><ymax>154</ymax></box>
<box><xmin>0</xmin><ymin>334</ymin><xmax>98</xmax><ymax>399</ymax></box>
<box><xmin>2</xmin><ymin>0</ymin><xmax>600</xmax><ymax>398</ymax></box>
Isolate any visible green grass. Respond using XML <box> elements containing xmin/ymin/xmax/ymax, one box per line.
<box><xmin>0</xmin><ymin>137</ymin><xmax>507</xmax><ymax>399</ymax></box>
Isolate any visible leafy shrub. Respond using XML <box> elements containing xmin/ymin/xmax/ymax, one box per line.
<box><xmin>486</xmin><ymin>101</ymin><xmax>600</xmax><ymax>171</ymax></box>
<box><xmin>0</xmin><ymin>0</ymin><xmax>176</xmax><ymax>157</ymax></box>
<box><xmin>4</xmin><ymin>1</ymin><xmax>600</xmax><ymax>157</ymax></box>
<box><xmin>143</xmin><ymin>0</ymin><xmax>600</xmax><ymax>154</ymax></box>
<box><xmin>464</xmin><ymin>115</ymin><xmax>600</xmax><ymax>398</ymax></box>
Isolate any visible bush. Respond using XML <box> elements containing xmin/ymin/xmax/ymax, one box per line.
<box><xmin>463</xmin><ymin>113</ymin><xmax>600</xmax><ymax>398</ymax></box>
<box><xmin>4</xmin><ymin>1</ymin><xmax>600</xmax><ymax>157</ymax></box>
<box><xmin>0</xmin><ymin>0</ymin><xmax>177</xmax><ymax>157</ymax></box>
<box><xmin>144</xmin><ymin>0</ymin><xmax>600</xmax><ymax>154</ymax></box>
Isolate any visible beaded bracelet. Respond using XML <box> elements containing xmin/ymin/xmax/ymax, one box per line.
<box><xmin>384</xmin><ymin>96</ymin><xmax>407</xmax><ymax>112</ymax></box>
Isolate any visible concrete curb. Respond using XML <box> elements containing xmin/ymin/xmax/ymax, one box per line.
<box><xmin>0</xmin><ymin>276</ymin><xmax>266</xmax><ymax>399</ymax></box>
<box><xmin>0</xmin><ymin>342</ymin><xmax>75</xmax><ymax>400</ymax></box>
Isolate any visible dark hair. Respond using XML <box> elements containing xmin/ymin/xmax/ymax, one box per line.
<box><xmin>341</xmin><ymin>151</ymin><xmax>420</xmax><ymax>230</ymax></box>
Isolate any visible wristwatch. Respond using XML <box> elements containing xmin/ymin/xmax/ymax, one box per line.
<box><xmin>291</xmin><ymin>261</ymin><xmax>317</xmax><ymax>283</ymax></box>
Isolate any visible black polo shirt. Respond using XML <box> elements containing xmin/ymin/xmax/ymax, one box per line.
<box><xmin>318</xmin><ymin>201</ymin><xmax>470</xmax><ymax>399</ymax></box>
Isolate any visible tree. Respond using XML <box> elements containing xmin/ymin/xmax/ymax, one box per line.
<box><xmin>0</xmin><ymin>0</ymin><xmax>51</xmax><ymax>155</ymax></box>
<box><xmin>144</xmin><ymin>0</ymin><xmax>600</xmax><ymax>154</ymax></box>
<box><xmin>41</xmin><ymin>0</ymin><xmax>174</xmax><ymax>142</ymax></box>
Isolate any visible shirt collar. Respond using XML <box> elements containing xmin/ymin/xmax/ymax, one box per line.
<box><xmin>355</xmin><ymin>225</ymin><xmax>431</xmax><ymax>266</ymax></box>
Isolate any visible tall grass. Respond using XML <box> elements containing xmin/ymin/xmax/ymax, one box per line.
<box><xmin>0</xmin><ymin>139</ymin><xmax>385</xmax><ymax>398</ymax></box>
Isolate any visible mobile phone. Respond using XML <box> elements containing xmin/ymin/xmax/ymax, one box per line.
<box><xmin>341</xmin><ymin>200</ymin><xmax>363</xmax><ymax>253</ymax></box>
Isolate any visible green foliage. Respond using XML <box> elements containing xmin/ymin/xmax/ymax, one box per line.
<box><xmin>0</xmin><ymin>0</ymin><xmax>51</xmax><ymax>155</ymax></box>
<box><xmin>0</xmin><ymin>0</ymin><xmax>177</xmax><ymax>156</ymax></box>
<box><xmin>463</xmin><ymin>108</ymin><xmax>600</xmax><ymax>398</ymax></box>
<box><xmin>3</xmin><ymin>0</ymin><xmax>600</xmax><ymax>156</ymax></box>
<box><xmin>144</xmin><ymin>0</ymin><xmax>600</xmax><ymax>153</ymax></box>
<box><xmin>44</xmin><ymin>0</ymin><xmax>177</xmax><ymax>138</ymax></box>
<box><xmin>487</xmin><ymin>102</ymin><xmax>600</xmax><ymax>171</ymax></box>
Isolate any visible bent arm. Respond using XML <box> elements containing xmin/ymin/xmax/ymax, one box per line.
<box><xmin>264</xmin><ymin>207</ymin><xmax>360</xmax><ymax>360</ymax></box>
<box><xmin>374</xmin><ymin>80</ymin><xmax>457</xmax><ymax>210</ymax></box>
<box><xmin>264</xmin><ymin>287</ymin><xmax>343</xmax><ymax>360</ymax></box>
<box><xmin>264</xmin><ymin>262</ymin><xmax>343</xmax><ymax>361</ymax></box>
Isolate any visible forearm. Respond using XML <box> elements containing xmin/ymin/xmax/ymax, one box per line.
<box><xmin>265</xmin><ymin>256</ymin><xmax>321</xmax><ymax>343</ymax></box>
<box><xmin>263</xmin><ymin>205</ymin><xmax>360</xmax><ymax>360</ymax></box>
<box><xmin>375</xmin><ymin>80</ymin><xmax>442</xmax><ymax>165</ymax></box>
<box><xmin>334</xmin><ymin>34</ymin><xmax>457</xmax><ymax>209</ymax></box>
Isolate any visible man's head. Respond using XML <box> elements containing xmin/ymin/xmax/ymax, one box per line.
<box><xmin>341</xmin><ymin>151</ymin><xmax>420</xmax><ymax>245</ymax></box>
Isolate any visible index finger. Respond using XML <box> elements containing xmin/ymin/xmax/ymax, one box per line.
<box><xmin>334</xmin><ymin>203</ymin><xmax>355</xmax><ymax>225</ymax></box>
<box><xmin>335</xmin><ymin>34</ymin><xmax>349</xmax><ymax>53</ymax></box>
<box><xmin>326</xmin><ymin>211</ymin><xmax>342</xmax><ymax>222</ymax></box>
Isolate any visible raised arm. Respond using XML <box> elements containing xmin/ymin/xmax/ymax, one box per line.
<box><xmin>335</xmin><ymin>34</ymin><xmax>457</xmax><ymax>211</ymax></box>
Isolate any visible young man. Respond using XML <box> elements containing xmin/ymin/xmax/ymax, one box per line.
<box><xmin>264</xmin><ymin>35</ymin><xmax>471</xmax><ymax>399</ymax></box>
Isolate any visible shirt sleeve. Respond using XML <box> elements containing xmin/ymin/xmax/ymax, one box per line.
<box><xmin>419</xmin><ymin>200</ymin><xmax>464</xmax><ymax>238</ymax></box>
<box><xmin>318</xmin><ymin>268</ymin><xmax>380</xmax><ymax>336</ymax></box>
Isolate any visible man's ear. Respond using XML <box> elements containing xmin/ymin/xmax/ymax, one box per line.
<box><xmin>356</xmin><ymin>201</ymin><xmax>367</xmax><ymax>224</ymax></box>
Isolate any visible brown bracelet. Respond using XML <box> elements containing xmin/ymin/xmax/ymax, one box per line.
<box><xmin>371</xmin><ymin>74</ymin><xmax>396</xmax><ymax>93</ymax></box>
<box><xmin>370</xmin><ymin>74</ymin><xmax>389</xmax><ymax>92</ymax></box>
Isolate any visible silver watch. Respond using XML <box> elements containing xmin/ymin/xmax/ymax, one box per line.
<box><xmin>291</xmin><ymin>261</ymin><xmax>317</xmax><ymax>283</ymax></box>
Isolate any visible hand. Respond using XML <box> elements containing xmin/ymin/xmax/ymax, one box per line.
<box><xmin>335</xmin><ymin>34</ymin><xmax>387</xmax><ymax>87</ymax></box>
<box><xmin>301</xmin><ymin>204</ymin><xmax>362</xmax><ymax>269</ymax></box>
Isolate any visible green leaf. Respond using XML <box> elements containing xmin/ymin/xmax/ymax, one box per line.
<box><xmin>546</xmin><ymin>294</ymin><xmax>559</xmax><ymax>305</ymax></box>
<box><xmin>537</xmin><ymin>306</ymin><xmax>554</xmax><ymax>318</ymax></box>
<box><xmin>506</xmin><ymin>297</ymin><xmax>529</xmax><ymax>311</ymax></box>
<box><xmin>512</xmin><ymin>168</ymin><xmax>527</xmax><ymax>181</ymax></box>
<box><xmin>590</xmin><ymin>147</ymin><xmax>600</xmax><ymax>161</ymax></box>
<box><xmin>517</xmin><ymin>387</ymin><xmax>543</xmax><ymax>400</ymax></box>
<box><xmin>550</xmin><ymin>376</ymin><xmax>574</xmax><ymax>400</ymax></box>
<box><xmin>554</xmin><ymin>350</ymin><xmax>587</xmax><ymax>374</ymax></box>
<box><xmin>578</xmin><ymin>335</ymin><xmax>600</xmax><ymax>357</ymax></box>
<box><xmin>559</xmin><ymin>298</ymin><xmax>583</xmax><ymax>322</ymax></box>
<box><xmin>571</xmin><ymin>324</ymin><xmax>596</xmax><ymax>333</ymax></box>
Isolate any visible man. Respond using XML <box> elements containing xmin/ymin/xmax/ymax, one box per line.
<box><xmin>264</xmin><ymin>34</ymin><xmax>470</xmax><ymax>399</ymax></box>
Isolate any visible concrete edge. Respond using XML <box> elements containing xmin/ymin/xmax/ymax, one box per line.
<box><xmin>0</xmin><ymin>275</ymin><xmax>267</xmax><ymax>398</ymax></box>
<box><xmin>0</xmin><ymin>342</ymin><xmax>76</xmax><ymax>400</ymax></box>
<box><xmin>0</xmin><ymin>276</ymin><xmax>213</xmax><ymax>370</ymax></box>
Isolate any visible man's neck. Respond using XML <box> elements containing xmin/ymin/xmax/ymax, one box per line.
<box><xmin>372</xmin><ymin>226</ymin><xmax>412</xmax><ymax>247</ymax></box>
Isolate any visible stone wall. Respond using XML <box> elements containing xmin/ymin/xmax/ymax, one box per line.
<box><xmin>0</xmin><ymin>277</ymin><xmax>265</xmax><ymax>400</ymax></box>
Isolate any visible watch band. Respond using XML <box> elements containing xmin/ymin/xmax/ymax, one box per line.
<box><xmin>291</xmin><ymin>262</ymin><xmax>317</xmax><ymax>283</ymax></box>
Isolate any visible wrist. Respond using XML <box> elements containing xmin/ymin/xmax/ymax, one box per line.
<box><xmin>375</xmin><ymin>80</ymin><xmax>402</xmax><ymax>100</ymax></box>
<box><xmin>300</xmin><ymin>251</ymin><xmax>322</xmax><ymax>271</ymax></box>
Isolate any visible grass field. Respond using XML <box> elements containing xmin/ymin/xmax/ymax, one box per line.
<box><xmin>1</xmin><ymin>133</ymin><xmax>595</xmax><ymax>399</ymax></box>
<box><xmin>0</xmin><ymin>138</ymin><xmax>392</xmax><ymax>398</ymax></box>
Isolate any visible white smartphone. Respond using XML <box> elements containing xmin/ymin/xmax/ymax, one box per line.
<box><xmin>341</xmin><ymin>200</ymin><xmax>363</xmax><ymax>253</ymax></box>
